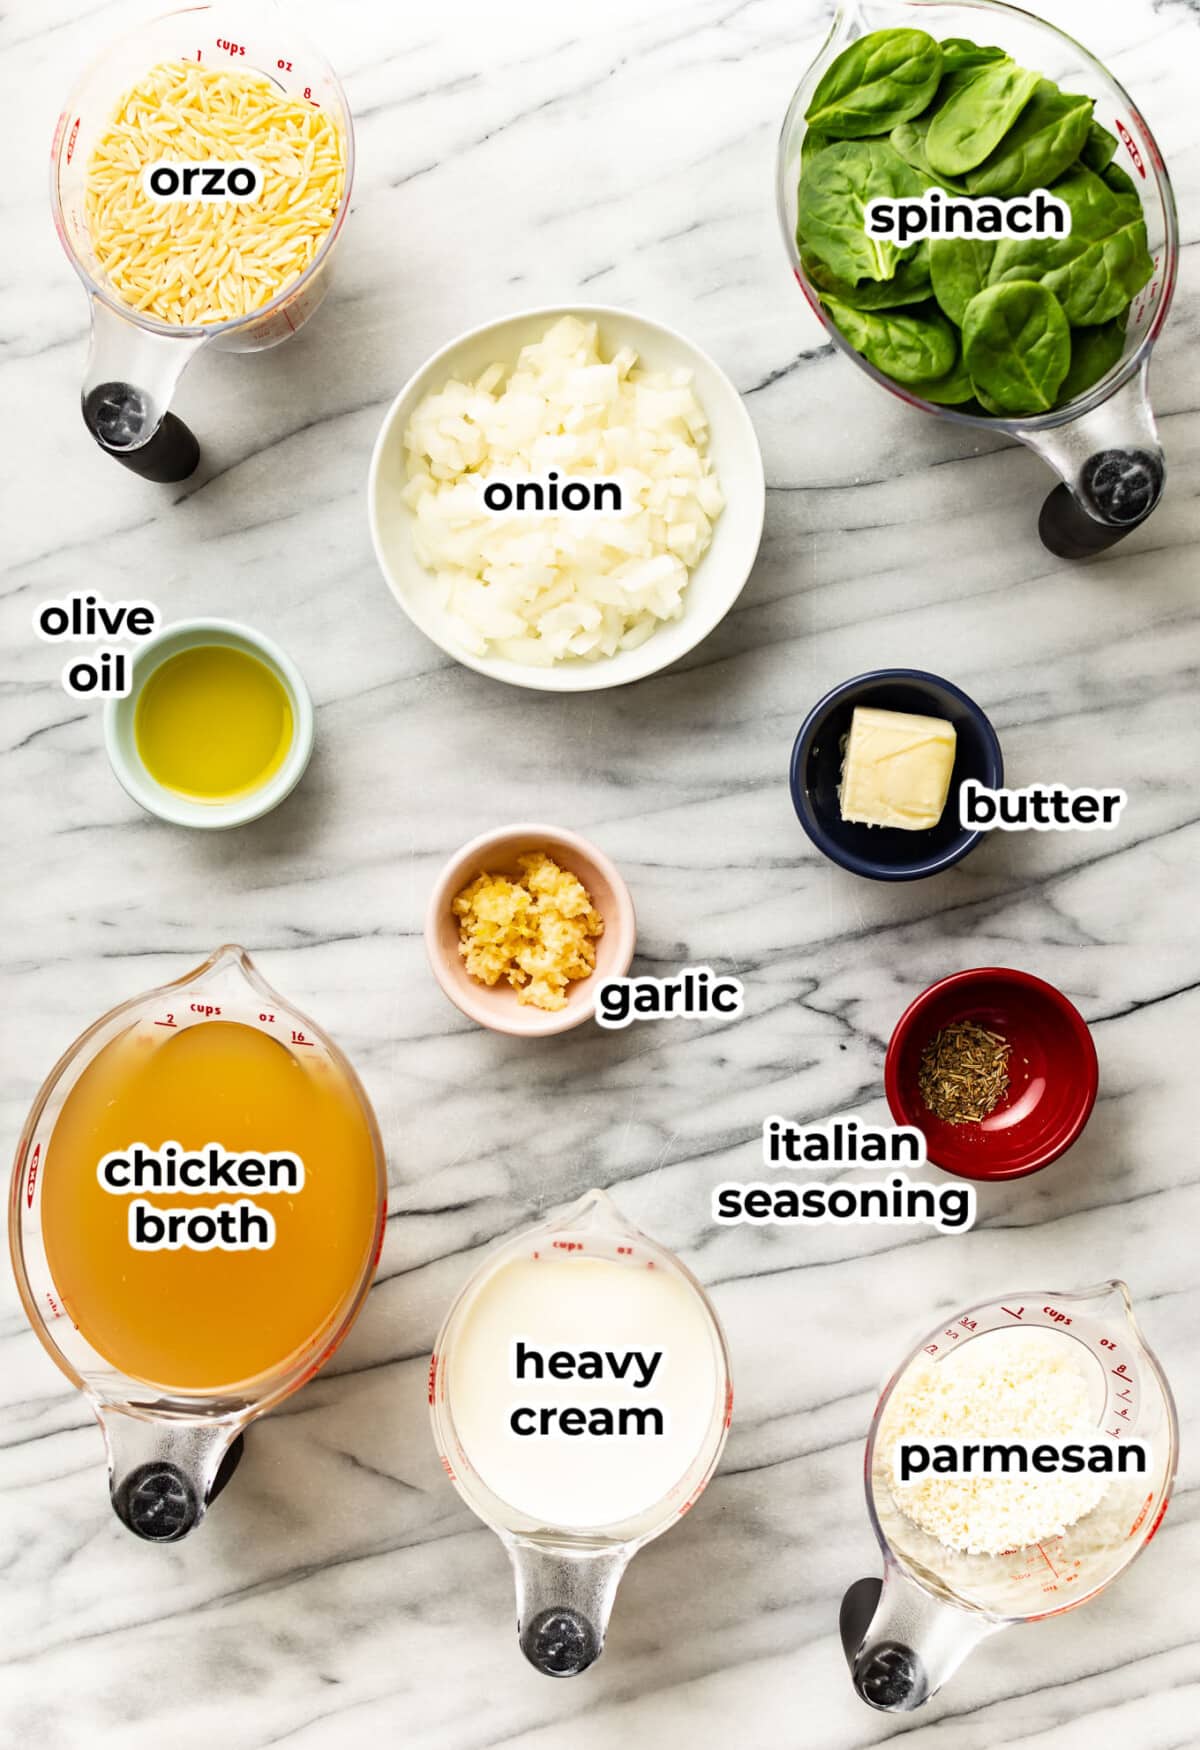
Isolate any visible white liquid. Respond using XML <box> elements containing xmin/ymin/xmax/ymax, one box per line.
<box><xmin>446</xmin><ymin>1253</ymin><xmax>722</xmax><ymax>1529</ymax></box>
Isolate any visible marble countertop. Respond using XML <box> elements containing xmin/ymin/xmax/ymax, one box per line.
<box><xmin>2</xmin><ymin>0</ymin><xmax>1198</xmax><ymax>1744</ymax></box>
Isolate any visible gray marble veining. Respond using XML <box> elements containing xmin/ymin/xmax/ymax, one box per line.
<box><xmin>1</xmin><ymin>0</ymin><xmax>1198</xmax><ymax>1745</ymax></box>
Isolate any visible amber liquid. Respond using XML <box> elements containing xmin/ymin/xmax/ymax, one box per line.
<box><xmin>42</xmin><ymin>1019</ymin><xmax>382</xmax><ymax>1392</ymax></box>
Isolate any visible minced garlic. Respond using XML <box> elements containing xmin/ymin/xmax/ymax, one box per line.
<box><xmin>452</xmin><ymin>852</ymin><xmax>604</xmax><ymax>1011</ymax></box>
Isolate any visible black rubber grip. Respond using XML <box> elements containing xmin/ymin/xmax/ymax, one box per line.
<box><xmin>83</xmin><ymin>382</ymin><xmax>200</xmax><ymax>482</ymax></box>
<box><xmin>519</xmin><ymin>1607</ymin><xmax>599</xmax><ymax>1677</ymax></box>
<box><xmin>112</xmin><ymin>1432</ymin><xmax>244</xmax><ymax>1542</ymax></box>
<box><xmin>840</xmin><ymin>1577</ymin><xmax>927</xmax><ymax>1712</ymax></box>
<box><xmin>114</xmin><ymin>1461</ymin><xmax>198</xmax><ymax>1541</ymax></box>
<box><xmin>1039</xmin><ymin>448</ymin><xmax>1164</xmax><ymax>558</ymax></box>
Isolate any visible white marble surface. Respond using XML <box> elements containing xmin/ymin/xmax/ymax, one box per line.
<box><xmin>2</xmin><ymin>0</ymin><xmax>1198</xmax><ymax>1744</ymax></box>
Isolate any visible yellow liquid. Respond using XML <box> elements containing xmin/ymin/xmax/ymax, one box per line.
<box><xmin>134</xmin><ymin>645</ymin><xmax>294</xmax><ymax>801</ymax></box>
<box><xmin>42</xmin><ymin>1020</ymin><xmax>382</xmax><ymax>1392</ymax></box>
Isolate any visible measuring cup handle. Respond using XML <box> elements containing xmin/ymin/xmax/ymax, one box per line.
<box><xmin>101</xmin><ymin>1408</ymin><xmax>244</xmax><ymax>1542</ymax></box>
<box><xmin>82</xmin><ymin>383</ymin><xmax>200</xmax><ymax>483</ymax></box>
<box><xmin>508</xmin><ymin>1541</ymin><xmax>628</xmax><ymax>1678</ymax></box>
<box><xmin>840</xmin><ymin>1578</ymin><xmax>927</xmax><ymax>1711</ymax></box>
<box><xmin>1039</xmin><ymin>449</ymin><xmax>1165</xmax><ymax>558</ymax></box>
<box><xmin>840</xmin><ymin>1564</ymin><xmax>998</xmax><ymax>1712</ymax></box>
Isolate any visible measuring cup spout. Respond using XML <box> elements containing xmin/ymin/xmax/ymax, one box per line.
<box><xmin>1030</xmin><ymin>365</ymin><xmax>1165</xmax><ymax>558</ymax></box>
<box><xmin>509</xmin><ymin>1538</ymin><xmax>629</xmax><ymax>1677</ymax></box>
<box><xmin>100</xmin><ymin>1404</ymin><xmax>244</xmax><ymax>1542</ymax></box>
<box><xmin>840</xmin><ymin>1563</ymin><xmax>999</xmax><ymax>1712</ymax></box>
<box><xmin>82</xmin><ymin>298</ymin><xmax>203</xmax><ymax>483</ymax></box>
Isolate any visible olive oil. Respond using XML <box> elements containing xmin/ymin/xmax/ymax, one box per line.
<box><xmin>134</xmin><ymin>644</ymin><xmax>293</xmax><ymax>801</ymax></box>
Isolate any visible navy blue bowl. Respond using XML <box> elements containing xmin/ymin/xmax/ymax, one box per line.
<box><xmin>789</xmin><ymin>670</ymin><xmax>1003</xmax><ymax>882</ymax></box>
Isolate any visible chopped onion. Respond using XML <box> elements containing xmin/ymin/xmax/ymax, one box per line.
<box><xmin>401</xmin><ymin>316</ymin><xmax>724</xmax><ymax>665</ymax></box>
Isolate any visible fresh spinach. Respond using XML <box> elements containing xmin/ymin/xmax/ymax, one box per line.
<box><xmin>1102</xmin><ymin>159</ymin><xmax>1140</xmax><ymax>201</ymax></box>
<box><xmin>929</xmin><ymin>238</ymin><xmax>996</xmax><ymax>325</ymax></box>
<box><xmin>1058</xmin><ymin>314</ymin><xmax>1128</xmax><ymax>402</ymax></box>
<box><xmin>822</xmin><ymin>295</ymin><xmax>958</xmax><ymax>385</ymax></box>
<box><xmin>803</xmin><ymin>243</ymin><xmax>933</xmax><ymax>309</ymax></box>
<box><xmin>926</xmin><ymin>61</ymin><xmax>1041</xmax><ymax>175</ymax></box>
<box><xmin>909</xmin><ymin>350</ymin><xmax>976</xmax><ymax>403</ymax></box>
<box><xmin>793</xmin><ymin>28</ymin><xmax>1153</xmax><ymax>415</ymax></box>
<box><xmin>889</xmin><ymin>115</ymin><xmax>968</xmax><ymax>190</ymax></box>
<box><xmin>939</xmin><ymin>39</ymin><xmax>1008</xmax><ymax>76</ymax></box>
<box><xmin>1081</xmin><ymin>119</ymin><xmax>1118</xmax><ymax>171</ymax></box>
<box><xmin>805</xmin><ymin>29</ymin><xmax>944</xmax><ymax>137</ymax></box>
<box><xmin>796</xmin><ymin>140</ymin><xmax>926</xmax><ymax>283</ymax></box>
<box><xmin>963</xmin><ymin>79</ymin><xmax>1093</xmax><ymax>196</ymax></box>
<box><xmin>989</xmin><ymin>165</ymin><xmax>1152</xmax><ymax>325</ymax></box>
<box><xmin>961</xmin><ymin>280</ymin><xmax>1071</xmax><ymax>413</ymax></box>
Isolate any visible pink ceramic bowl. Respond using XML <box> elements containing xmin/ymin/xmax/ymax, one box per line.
<box><xmin>425</xmin><ymin>824</ymin><xmax>637</xmax><ymax>1037</ymax></box>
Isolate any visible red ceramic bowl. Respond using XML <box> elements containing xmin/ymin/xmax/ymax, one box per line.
<box><xmin>885</xmin><ymin>968</ymin><xmax>1099</xmax><ymax>1181</ymax></box>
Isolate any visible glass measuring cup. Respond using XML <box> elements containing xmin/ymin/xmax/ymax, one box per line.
<box><xmin>841</xmin><ymin>1282</ymin><xmax>1178</xmax><ymax>1710</ymax></box>
<box><xmin>8</xmin><ymin>945</ymin><xmax>387</xmax><ymax>1542</ymax></box>
<box><xmin>429</xmin><ymin>1188</ymin><xmax>733</xmax><ymax>1676</ymax></box>
<box><xmin>51</xmin><ymin>3</ymin><xmax>355</xmax><ymax>482</ymax></box>
<box><xmin>777</xmin><ymin>1</ymin><xmax>1178</xmax><ymax>556</ymax></box>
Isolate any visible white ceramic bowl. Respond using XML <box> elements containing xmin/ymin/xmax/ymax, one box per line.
<box><xmin>104</xmin><ymin>618</ymin><xmax>315</xmax><ymax>829</ymax></box>
<box><xmin>425</xmin><ymin>823</ymin><xmax>637</xmax><ymax>1037</ymax></box>
<box><xmin>367</xmin><ymin>304</ymin><xmax>766</xmax><ymax>692</ymax></box>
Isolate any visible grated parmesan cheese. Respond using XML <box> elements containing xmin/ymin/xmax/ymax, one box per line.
<box><xmin>879</xmin><ymin>1329</ymin><xmax>1111</xmax><ymax>1556</ymax></box>
<box><xmin>85</xmin><ymin>60</ymin><xmax>346</xmax><ymax>327</ymax></box>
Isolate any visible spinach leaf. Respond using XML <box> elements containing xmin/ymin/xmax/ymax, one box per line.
<box><xmin>805</xmin><ymin>29</ymin><xmax>944</xmax><ymax>138</ymax></box>
<box><xmin>962</xmin><ymin>280</ymin><xmax>1071</xmax><ymax>413</ymax></box>
<box><xmin>803</xmin><ymin>244</ymin><xmax>933</xmax><ymax>309</ymax></box>
<box><xmin>802</xmin><ymin>127</ymin><xmax>836</xmax><ymax>165</ymax></box>
<box><xmin>1102</xmin><ymin>159</ymin><xmax>1140</xmax><ymax>201</ymax></box>
<box><xmin>990</xmin><ymin>165</ymin><xmax>1152</xmax><ymax>325</ymax></box>
<box><xmin>803</xmin><ymin>126</ymin><xmax>889</xmax><ymax>169</ymax></box>
<box><xmin>963</xmin><ymin>80</ymin><xmax>1093</xmax><ymax>196</ymax></box>
<box><xmin>930</xmin><ymin>238</ymin><xmax>996</xmax><ymax>325</ymax></box>
<box><xmin>909</xmin><ymin>350</ymin><xmax>976</xmax><ymax>403</ymax></box>
<box><xmin>889</xmin><ymin>115</ymin><xmax>968</xmax><ymax>190</ymax></box>
<box><xmin>823</xmin><ymin>295</ymin><xmax>958</xmax><ymax>385</ymax></box>
<box><xmin>939</xmin><ymin>38</ymin><xmax>1008</xmax><ymax>76</ymax></box>
<box><xmin>796</xmin><ymin>140</ymin><xmax>926</xmax><ymax>284</ymax></box>
<box><xmin>1080</xmin><ymin>119</ymin><xmax>1118</xmax><ymax>171</ymax></box>
<box><xmin>1056</xmin><ymin>314</ymin><xmax>1128</xmax><ymax>404</ymax></box>
<box><xmin>926</xmin><ymin>61</ymin><xmax>1040</xmax><ymax>175</ymax></box>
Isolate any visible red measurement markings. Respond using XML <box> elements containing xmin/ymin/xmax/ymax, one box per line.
<box><xmin>1116</xmin><ymin>119</ymin><xmax>1147</xmax><ymax>178</ymax></box>
<box><xmin>25</xmin><ymin>1143</ymin><xmax>41</xmax><ymax>1209</ymax></box>
<box><xmin>291</xmin><ymin>1029</ymin><xmax>314</xmax><ymax>1047</ymax></box>
<box><xmin>427</xmin><ymin>1354</ymin><xmax>438</xmax><ymax>1405</ymax></box>
<box><xmin>1001</xmin><ymin>1305</ymin><xmax>1026</xmax><ymax>1320</ymax></box>
<box><xmin>66</xmin><ymin>117</ymin><xmax>80</xmax><ymax>166</ymax></box>
<box><xmin>1036</xmin><ymin>1542</ymin><xmax>1060</xmax><ymax>1580</ymax></box>
<box><xmin>552</xmin><ymin>1240</ymin><xmax>582</xmax><ymax>1252</ymax></box>
<box><xmin>154</xmin><ymin>1012</ymin><xmax>177</xmax><ymax>1028</ymax></box>
<box><xmin>1143</xmin><ymin>1497</ymin><xmax>1169</xmax><ymax>1544</ymax></box>
<box><xmin>44</xmin><ymin>1288</ymin><xmax>62</xmax><ymax>1320</ymax></box>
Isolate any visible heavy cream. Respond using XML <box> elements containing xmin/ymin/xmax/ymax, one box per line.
<box><xmin>445</xmin><ymin>1252</ymin><xmax>721</xmax><ymax>1529</ymax></box>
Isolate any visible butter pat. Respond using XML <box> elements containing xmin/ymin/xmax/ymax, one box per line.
<box><xmin>839</xmin><ymin>706</ymin><xmax>957</xmax><ymax>831</ymax></box>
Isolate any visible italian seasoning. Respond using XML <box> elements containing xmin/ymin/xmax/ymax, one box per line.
<box><xmin>918</xmin><ymin>1021</ymin><xmax>1011</xmax><ymax>1125</ymax></box>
